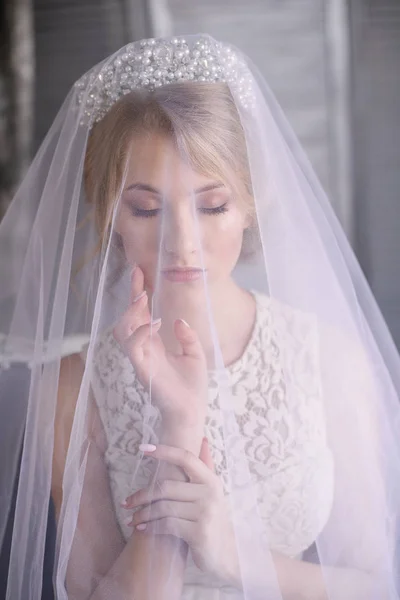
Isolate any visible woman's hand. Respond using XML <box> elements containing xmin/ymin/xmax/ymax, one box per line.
<box><xmin>113</xmin><ymin>266</ymin><xmax>208</xmax><ymax>428</ymax></box>
<box><xmin>122</xmin><ymin>439</ymin><xmax>241</xmax><ymax>588</ymax></box>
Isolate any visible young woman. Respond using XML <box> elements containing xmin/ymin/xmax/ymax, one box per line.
<box><xmin>0</xmin><ymin>34</ymin><xmax>399</xmax><ymax>600</ymax></box>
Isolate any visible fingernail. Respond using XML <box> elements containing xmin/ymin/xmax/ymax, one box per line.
<box><xmin>178</xmin><ymin>318</ymin><xmax>190</xmax><ymax>328</ymax></box>
<box><xmin>133</xmin><ymin>290</ymin><xmax>146</xmax><ymax>303</ymax></box>
<box><xmin>139</xmin><ymin>443</ymin><xmax>157</xmax><ymax>452</ymax></box>
<box><xmin>136</xmin><ymin>523</ymin><xmax>147</xmax><ymax>531</ymax></box>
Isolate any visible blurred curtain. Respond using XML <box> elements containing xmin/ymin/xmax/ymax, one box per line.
<box><xmin>0</xmin><ymin>0</ymin><xmax>34</xmax><ymax>220</ymax></box>
<box><xmin>33</xmin><ymin>0</ymin><xmax>154</xmax><ymax>151</ymax></box>
<box><xmin>349</xmin><ymin>0</ymin><xmax>400</xmax><ymax>348</ymax></box>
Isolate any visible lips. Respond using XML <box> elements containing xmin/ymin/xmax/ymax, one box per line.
<box><xmin>161</xmin><ymin>267</ymin><xmax>205</xmax><ymax>283</ymax></box>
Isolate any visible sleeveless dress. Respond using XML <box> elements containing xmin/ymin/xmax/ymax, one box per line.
<box><xmin>82</xmin><ymin>292</ymin><xmax>334</xmax><ymax>599</ymax></box>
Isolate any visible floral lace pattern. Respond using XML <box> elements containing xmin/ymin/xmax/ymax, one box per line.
<box><xmin>85</xmin><ymin>293</ymin><xmax>334</xmax><ymax>574</ymax></box>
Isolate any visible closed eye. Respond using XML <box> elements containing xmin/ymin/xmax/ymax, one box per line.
<box><xmin>199</xmin><ymin>203</ymin><xmax>228</xmax><ymax>215</ymax></box>
<box><xmin>130</xmin><ymin>203</ymin><xmax>228</xmax><ymax>218</ymax></box>
<box><xmin>130</xmin><ymin>207</ymin><xmax>160</xmax><ymax>218</ymax></box>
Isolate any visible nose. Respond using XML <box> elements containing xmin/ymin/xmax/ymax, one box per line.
<box><xmin>161</xmin><ymin>205</ymin><xmax>198</xmax><ymax>259</ymax></box>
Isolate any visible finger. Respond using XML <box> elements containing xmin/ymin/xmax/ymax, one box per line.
<box><xmin>113</xmin><ymin>291</ymin><xmax>149</xmax><ymax>343</ymax></box>
<box><xmin>127</xmin><ymin>499</ymin><xmax>198</xmax><ymax>527</ymax></box>
<box><xmin>174</xmin><ymin>319</ymin><xmax>205</xmax><ymax>360</ymax></box>
<box><xmin>199</xmin><ymin>437</ymin><xmax>215</xmax><ymax>472</ymax></box>
<box><xmin>139</xmin><ymin>444</ymin><xmax>216</xmax><ymax>486</ymax></box>
<box><xmin>130</xmin><ymin>264</ymin><xmax>146</xmax><ymax>303</ymax></box>
<box><xmin>122</xmin><ymin>479</ymin><xmax>204</xmax><ymax>509</ymax></box>
<box><xmin>124</xmin><ymin>320</ymin><xmax>162</xmax><ymax>366</ymax></box>
<box><xmin>133</xmin><ymin>516</ymin><xmax>195</xmax><ymax>543</ymax></box>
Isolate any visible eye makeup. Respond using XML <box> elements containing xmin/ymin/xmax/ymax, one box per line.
<box><xmin>124</xmin><ymin>184</ymin><xmax>231</xmax><ymax>218</ymax></box>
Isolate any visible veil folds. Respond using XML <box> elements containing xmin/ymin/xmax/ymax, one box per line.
<box><xmin>0</xmin><ymin>34</ymin><xmax>399</xmax><ymax>600</ymax></box>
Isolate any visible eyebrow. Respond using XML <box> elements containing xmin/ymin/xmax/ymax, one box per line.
<box><xmin>124</xmin><ymin>182</ymin><xmax>226</xmax><ymax>195</ymax></box>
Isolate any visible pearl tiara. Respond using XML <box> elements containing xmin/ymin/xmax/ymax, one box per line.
<box><xmin>75</xmin><ymin>35</ymin><xmax>256</xmax><ymax>128</ymax></box>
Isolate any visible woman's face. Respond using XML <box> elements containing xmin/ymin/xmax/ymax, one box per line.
<box><xmin>116</xmin><ymin>133</ymin><xmax>250</xmax><ymax>294</ymax></box>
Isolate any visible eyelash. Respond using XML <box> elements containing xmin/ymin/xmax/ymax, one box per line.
<box><xmin>131</xmin><ymin>208</ymin><xmax>159</xmax><ymax>218</ymax></box>
<box><xmin>131</xmin><ymin>203</ymin><xmax>229</xmax><ymax>218</ymax></box>
<box><xmin>200</xmin><ymin>203</ymin><xmax>229</xmax><ymax>215</ymax></box>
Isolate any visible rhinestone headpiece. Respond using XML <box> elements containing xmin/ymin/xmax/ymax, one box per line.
<box><xmin>75</xmin><ymin>35</ymin><xmax>255</xmax><ymax>128</ymax></box>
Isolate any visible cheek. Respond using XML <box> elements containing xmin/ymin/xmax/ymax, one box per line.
<box><xmin>118</xmin><ymin>216</ymin><xmax>159</xmax><ymax>266</ymax></box>
<box><xmin>120</xmin><ymin>225</ymin><xmax>160</xmax><ymax>290</ymax></box>
<box><xmin>203</xmin><ymin>213</ymin><xmax>245</xmax><ymax>267</ymax></box>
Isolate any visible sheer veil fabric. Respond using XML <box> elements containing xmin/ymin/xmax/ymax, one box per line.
<box><xmin>0</xmin><ymin>34</ymin><xmax>399</xmax><ymax>600</ymax></box>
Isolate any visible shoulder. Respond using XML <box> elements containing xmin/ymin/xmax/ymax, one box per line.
<box><xmin>254</xmin><ymin>292</ymin><xmax>318</xmax><ymax>345</ymax></box>
<box><xmin>258</xmin><ymin>296</ymin><xmax>368</xmax><ymax>373</ymax></box>
<box><xmin>317</xmin><ymin>320</ymin><xmax>375</xmax><ymax>398</ymax></box>
<box><xmin>254</xmin><ymin>291</ymin><xmax>315</xmax><ymax>322</ymax></box>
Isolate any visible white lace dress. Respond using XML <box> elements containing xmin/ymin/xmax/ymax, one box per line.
<box><xmin>83</xmin><ymin>292</ymin><xmax>334</xmax><ymax>599</ymax></box>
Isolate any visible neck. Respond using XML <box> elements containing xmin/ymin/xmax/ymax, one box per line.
<box><xmin>152</xmin><ymin>279</ymin><xmax>256</xmax><ymax>368</ymax></box>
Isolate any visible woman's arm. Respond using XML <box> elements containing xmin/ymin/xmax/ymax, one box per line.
<box><xmin>88</xmin><ymin>424</ymin><xmax>204</xmax><ymax>600</ymax></box>
<box><xmin>52</xmin><ymin>354</ymin><xmax>125</xmax><ymax>597</ymax></box>
<box><xmin>52</xmin><ymin>354</ymin><xmax>203</xmax><ymax>600</ymax></box>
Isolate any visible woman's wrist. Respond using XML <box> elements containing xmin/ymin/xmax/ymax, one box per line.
<box><xmin>158</xmin><ymin>401</ymin><xmax>206</xmax><ymax>452</ymax></box>
<box><xmin>220</xmin><ymin>540</ymin><xmax>242</xmax><ymax>590</ymax></box>
<box><xmin>160</xmin><ymin>403</ymin><xmax>206</xmax><ymax>429</ymax></box>
<box><xmin>151</xmin><ymin>423</ymin><xmax>205</xmax><ymax>484</ymax></box>
<box><xmin>159</xmin><ymin>421</ymin><xmax>205</xmax><ymax>455</ymax></box>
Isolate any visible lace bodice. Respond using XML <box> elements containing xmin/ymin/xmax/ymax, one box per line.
<box><xmin>85</xmin><ymin>293</ymin><xmax>334</xmax><ymax>598</ymax></box>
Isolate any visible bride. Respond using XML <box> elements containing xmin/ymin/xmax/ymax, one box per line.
<box><xmin>1</xmin><ymin>34</ymin><xmax>399</xmax><ymax>600</ymax></box>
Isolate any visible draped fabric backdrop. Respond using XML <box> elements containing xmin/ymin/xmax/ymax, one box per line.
<box><xmin>0</xmin><ymin>0</ymin><xmax>34</xmax><ymax>220</ymax></box>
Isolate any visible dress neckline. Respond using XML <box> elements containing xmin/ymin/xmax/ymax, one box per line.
<box><xmin>208</xmin><ymin>291</ymin><xmax>269</xmax><ymax>375</ymax></box>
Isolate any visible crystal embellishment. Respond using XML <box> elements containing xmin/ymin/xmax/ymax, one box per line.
<box><xmin>75</xmin><ymin>36</ymin><xmax>256</xmax><ymax>128</ymax></box>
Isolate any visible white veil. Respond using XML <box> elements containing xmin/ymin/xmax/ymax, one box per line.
<box><xmin>0</xmin><ymin>34</ymin><xmax>399</xmax><ymax>600</ymax></box>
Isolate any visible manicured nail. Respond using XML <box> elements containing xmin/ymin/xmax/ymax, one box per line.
<box><xmin>178</xmin><ymin>318</ymin><xmax>190</xmax><ymax>328</ymax></box>
<box><xmin>139</xmin><ymin>443</ymin><xmax>157</xmax><ymax>452</ymax></box>
<box><xmin>133</xmin><ymin>290</ymin><xmax>146</xmax><ymax>303</ymax></box>
<box><xmin>136</xmin><ymin>524</ymin><xmax>147</xmax><ymax>531</ymax></box>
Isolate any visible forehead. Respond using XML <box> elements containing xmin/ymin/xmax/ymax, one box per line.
<box><xmin>125</xmin><ymin>133</ymin><xmax>219</xmax><ymax>193</ymax></box>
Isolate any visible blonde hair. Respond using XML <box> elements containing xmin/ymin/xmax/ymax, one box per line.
<box><xmin>83</xmin><ymin>82</ymin><xmax>254</xmax><ymax>253</ymax></box>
